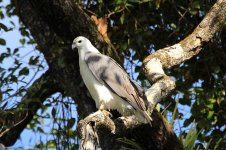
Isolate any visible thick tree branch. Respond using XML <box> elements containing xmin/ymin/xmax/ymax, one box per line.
<box><xmin>0</xmin><ymin>71</ymin><xmax>57</xmax><ymax>146</ymax></box>
<box><xmin>78</xmin><ymin>110</ymin><xmax>183</xmax><ymax>150</ymax></box>
<box><xmin>143</xmin><ymin>0</ymin><xmax>226</xmax><ymax>106</ymax></box>
<box><xmin>78</xmin><ymin>110</ymin><xmax>115</xmax><ymax>150</ymax></box>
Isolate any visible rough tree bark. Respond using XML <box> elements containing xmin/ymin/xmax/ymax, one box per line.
<box><xmin>0</xmin><ymin>0</ymin><xmax>225</xmax><ymax>149</ymax></box>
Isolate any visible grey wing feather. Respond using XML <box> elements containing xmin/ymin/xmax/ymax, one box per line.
<box><xmin>84</xmin><ymin>52</ymin><xmax>147</xmax><ymax>111</ymax></box>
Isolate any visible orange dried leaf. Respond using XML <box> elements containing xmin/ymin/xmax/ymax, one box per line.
<box><xmin>91</xmin><ymin>15</ymin><xmax>108</xmax><ymax>38</ymax></box>
<box><xmin>91</xmin><ymin>15</ymin><xmax>98</xmax><ymax>25</ymax></box>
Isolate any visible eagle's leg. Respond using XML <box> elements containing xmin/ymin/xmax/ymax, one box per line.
<box><xmin>99</xmin><ymin>103</ymin><xmax>105</xmax><ymax>111</ymax></box>
<box><xmin>98</xmin><ymin>103</ymin><xmax>113</xmax><ymax>118</ymax></box>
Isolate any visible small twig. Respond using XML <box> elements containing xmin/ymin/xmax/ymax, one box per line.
<box><xmin>107</xmin><ymin>6</ymin><xmax>126</xmax><ymax>18</ymax></box>
<box><xmin>82</xmin><ymin>8</ymin><xmax>98</xmax><ymax>17</ymax></box>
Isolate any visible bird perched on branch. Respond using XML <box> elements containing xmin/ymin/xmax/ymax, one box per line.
<box><xmin>72</xmin><ymin>36</ymin><xmax>152</xmax><ymax>125</ymax></box>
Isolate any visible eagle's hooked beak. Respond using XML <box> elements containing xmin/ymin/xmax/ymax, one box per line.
<box><xmin>72</xmin><ymin>42</ymin><xmax>76</xmax><ymax>50</ymax></box>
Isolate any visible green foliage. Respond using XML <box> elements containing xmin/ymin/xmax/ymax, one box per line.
<box><xmin>117</xmin><ymin>137</ymin><xmax>143</xmax><ymax>150</ymax></box>
<box><xmin>180</xmin><ymin>123</ymin><xmax>202</xmax><ymax>150</ymax></box>
<box><xmin>27</xmin><ymin>94</ymin><xmax>79</xmax><ymax>149</ymax></box>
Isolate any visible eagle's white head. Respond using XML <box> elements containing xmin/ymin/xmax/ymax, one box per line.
<box><xmin>72</xmin><ymin>36</ymin><xmax>99</xmax><ymax>54</ymax></box>
<box><xmin>72</xmin><ymin>36</ymin><xmax>90</xmax><ymax>50</ymax></box>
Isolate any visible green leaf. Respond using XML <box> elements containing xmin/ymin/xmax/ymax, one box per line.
<box><xmin>205</xmin><ymin>138</ymin><xmax>213</xmax><ymax>150</ymax></box>
<box><xmin>67</xmin><ymin>118</ymin><xmax>76</xmax><ymax>128</ymax></box>
<box><xmin>52</xmin><ymin>129</ymin><xmax>58</xmax><ymax>134</ymax></box>
<box><xmin>183</xmin><ymin>117</ymin><xmax>193</xmax><ymax>127</ymax></box>
<box><xmin>51</xmin><ymin>107</ymin><xmax>56</xmax><ymax>117</ymax></box>
<box><xmin>189</xmin><ymin>10</ymin><xmax>198</xmax><ymax>15</ymax></box>
<box><xmin>29</xmin><ymin>56</ymin><xmax>39</xmax><ymax>65</ymax></box>
<box><xmin>120</xmin><ymin>13</ymin><xmax>125</xmax><ymax>24</ymax></box>
<box><xmin>192</xmin><ymin>1</ymin><xmax>200</xmax><ymax>9</ymax></box>
<box><xmin>115</xmin><ymin>0</ymin><xmax>125</xmax><ymax>5</ymax></box>
<box><xmin>98</xmin><ymin>0</ymin><xmax>103</xmax><ymax>4</ymax></box>
<box><xmin>0</xmin><ymin>92</ymin><xmax>2</xmax><ymax>101</ymax></box>
<box><xmin>13</xmin><ymin>48</ymin><xmax>19</xmax><ymax>54</ymax></box>
<box><xmin>0</xmin><ymin>23</ymin><xmax>8</xmax><ymax>31</ymax></box>
<box><xmin>10</xmin><ymin>75</ymin><xmax>18</xmax><ymax>83</ymax></box>
<box><xmin>5</xmin><ymin>88</ymin><xmax>13</xmax><ymax>93</ymax></box>
<box><xmin>170</xmin><ymin>23</ymin><xmax>176</xmax><ymax>29</ymax></box>
<box><xmin>37</xmin><ymin>126</ymin><xmax>44</xmax><ymax>133</ymax></box>
<box><xmin>206</xmin><ymin>103</ymin><xmax>213</xmax><ymax>109</ymax></box>
<box><xmin>20</xmin><ymin>28</ymin><xmax>29</xmax><ymax>37</ymax></box>
<box><xmin>19</xmin><ymin>38</ymin><xmax>26</xmax><ymax>45</ymax></box>
<box><xmin>207</xmin><ymin>111</ymin><xmax>214</xmax><ymax>120</ymax></box>
<box><xmin>0</xmin><ymin>53</ymin><xmax>9</xmax><ymax>63</ymax></box>
<box><xmin>183</xmin><ymin>123</ymin><xmax>202</xmax><ymax>150</ymax></box>
<box><xmin>7</xmin><ymin>47</ymin><xmax>11</xmax><ymax>54</ymax></box>
<box><xmin>155</xmin><ymin>0</ymin><xmax>161</xmax><ymax>9</ymax></box>
<box><xmin>27</xmin><ymin>39</ymin><xmax>35</xmax><ymax>44</ymax></box>
<box><xmin>1</xmin><ymin>101</ymin><xmax>8</xmax><ymax>109</ymax></box>
<box><xmin>170</xmin><ymin>100</ymin><xmax>178</xmax><ymax>126</ymax></box>
<box><xmin>117</xmin><ymin>138</ymin><xmax>142</xmax><ymax>150</ymax></box>
<box><xmin>128</xmin><ymin>0</ymin><xmax>139</xmax><ymax>3</ymax></box>
<box><xmin>214</xmin><ymin>138</ymin><xmax>223</xmax><ymax>149</ymax></box>
<box><xmin>0</xmin><ymin>67</ymin><xmax>4</xmax><ymax>73</ymax></box>
<box><xmin>10</xmin><ymin>20</ymin><xmax>15</xmax><ymax>26</ymax></box>
<box><xmin>0</xmin><ymin>9</ymin><xmax>4</xmax><ymax>19</ymax></box>
<box><xmin>19</xmin><ymin>67</ymin><xmax>29</xmax><ymax>76</ymax></box>
<box><xmin>0</xmin><ymin>38</ymin><xmax>6</xmax><ymax>45</ymax></box>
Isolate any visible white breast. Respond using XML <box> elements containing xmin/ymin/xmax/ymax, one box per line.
<box><xmin>79</xmin><ymin>58</ymin><xmax>134</xmax><ymax>116</ymax></box>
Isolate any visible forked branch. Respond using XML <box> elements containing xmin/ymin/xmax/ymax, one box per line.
<box><xmin>144</xmin><ymin>0</ymin><xmax>226</xmax><ymax>106</ymax></box>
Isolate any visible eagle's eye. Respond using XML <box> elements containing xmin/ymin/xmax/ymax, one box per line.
<box><xmin>78</xmin><ymin>40</ymin><xmax>82</xmax><ymax>43</ymax></box>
